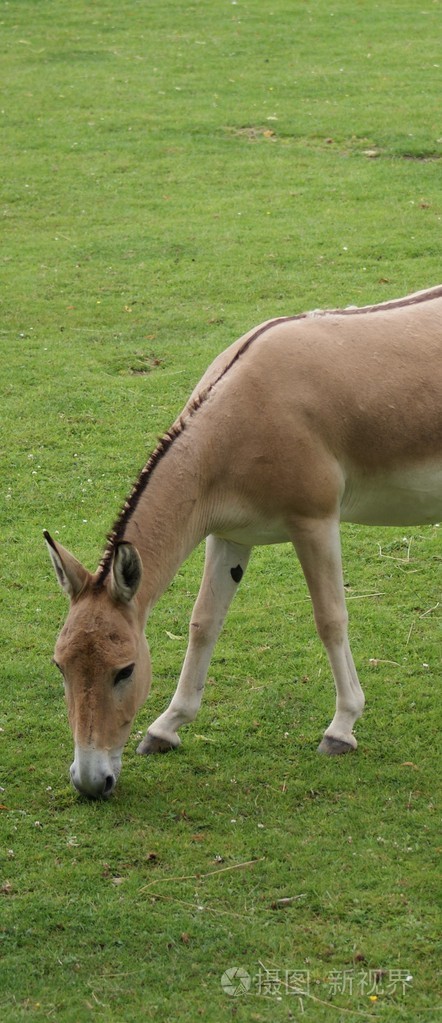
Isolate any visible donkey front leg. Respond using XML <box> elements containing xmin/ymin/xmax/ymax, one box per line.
<box><xmin>138</xmin><ymin>535</ymin><xmax>251</xmax><ymax>754</ymax></box>
<box><xmin>291</xmin><ymin>516</ymin><xmax>365</xmax><ymax>755</ymax></box>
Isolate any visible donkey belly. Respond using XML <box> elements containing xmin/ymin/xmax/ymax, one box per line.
<box><xmin>340</xmin><ymin>461</ymin><xmax>442</xmax><ymax>526</ymax></box>
<box><xmin>218</xmin><ymin>518</ymin><xmax>291</xmax><ymax>546</ymax></box>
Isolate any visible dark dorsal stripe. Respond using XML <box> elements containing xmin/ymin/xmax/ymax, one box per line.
<box><xmin>95</xmin><ymin>286</ymin><xmax>442</xmax><ymax>582</ymax></box>
<box><xmin>315</xmin><ymin>284</ymin><xmax>442</xmax><ymax>318</ymax></box>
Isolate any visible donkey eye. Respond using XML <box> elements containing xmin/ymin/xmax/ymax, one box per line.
<box><xmin>114</xmin><ymin>664</ymin><xmax>135</xmax><ymax>685</ymax></box>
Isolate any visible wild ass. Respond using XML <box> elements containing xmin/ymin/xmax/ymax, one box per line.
<box><xmin>45</xmin><ymin>285</ymin><xmax>442</xmax><ymax>798</ymax></box>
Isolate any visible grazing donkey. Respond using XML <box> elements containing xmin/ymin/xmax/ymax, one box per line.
<box><xmin>45</xmin><ymin>286</ymin><xmax>442</xmax><ymax>797</ymax></box>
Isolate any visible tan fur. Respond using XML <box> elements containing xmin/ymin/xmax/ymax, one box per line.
<box><xmin>46</xmin><ymin>287</ymin><xmax>442</xmax><ymax>796</ymax></box>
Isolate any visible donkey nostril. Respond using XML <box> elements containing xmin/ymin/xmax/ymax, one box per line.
<box><xmin>103</xmin><ymin>775</ymin><xmax>115</xmax><ymax>796</ymax></box>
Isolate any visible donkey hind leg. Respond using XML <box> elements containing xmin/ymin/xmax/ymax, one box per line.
<box><xmin>291</xmin><ymin>516</ymin><xmax>365</xmax><ymax>755</ymax></box>
<box><xmin>137</xmin><ymin>535</ymin><xmax>251</xmax><ymax>754</ymax></box>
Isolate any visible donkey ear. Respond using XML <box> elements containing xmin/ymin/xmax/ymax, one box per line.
<box><xmin>111</xmin><ymin>542</ymin><xmax>142</xmax><ymax>604</ymax></box>
<box><xmin>43</xmin><ymin>530</ymin><xmax>90</xmax><ymax>600</ymax></box>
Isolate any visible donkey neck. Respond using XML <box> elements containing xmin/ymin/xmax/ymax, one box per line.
<box><xmin>109</xmin><ymin>426</ymin><xmax>208</xmax><ymax>618</ymax></box>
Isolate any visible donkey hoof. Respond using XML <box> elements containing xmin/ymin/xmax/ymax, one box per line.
<box><xmin>317</xmin><ymin>735</ymin><xmax>356</xmax><ymax>756</ymax></box>
<box><xmin>137</xmin><ymin>731</ymin><xmax>180</xmax><ymax>755</ymax></box>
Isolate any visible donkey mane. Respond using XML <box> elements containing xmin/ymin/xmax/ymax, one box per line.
<box><xmin>96</xmin><ymin>423</ymin><xmax>184</xmax><ymax>582</ymax></box>
<box><xmin>95</xmin><ymin>285</ymin><xmax>442</xmax><ymax>582</ymax></box>
<box><xmin>96</xmin><ymin>315</ymin><xmax>296</xmax><ymax>581</ymax></box>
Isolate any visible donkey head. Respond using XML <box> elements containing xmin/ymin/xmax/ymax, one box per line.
<box><xmin>44</xmin><ymin>532</ymin><xmax>151</xmax><ymax>798</ymax></box>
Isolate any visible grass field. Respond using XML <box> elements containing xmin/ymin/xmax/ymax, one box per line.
<box><xmin>1</xmin><ymin>1</ymin><xmax>441</xmax><ymax>1020</ymax></box>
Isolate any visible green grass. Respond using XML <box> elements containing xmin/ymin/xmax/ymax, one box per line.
<box><xmin>1</xmin><ymin>0</ymin><xmax>441</xmax><ymax>1020</ymax></box>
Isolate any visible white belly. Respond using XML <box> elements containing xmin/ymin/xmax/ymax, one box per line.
<box><xmin>340</xmin><ymin>461</ymin><xmax>442</xmax><ymax>526</ymax></box>
<box><xmin>218</xmin><ymin>519</ymin><xmax>291</xmax><ymax>546</ymax></box>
